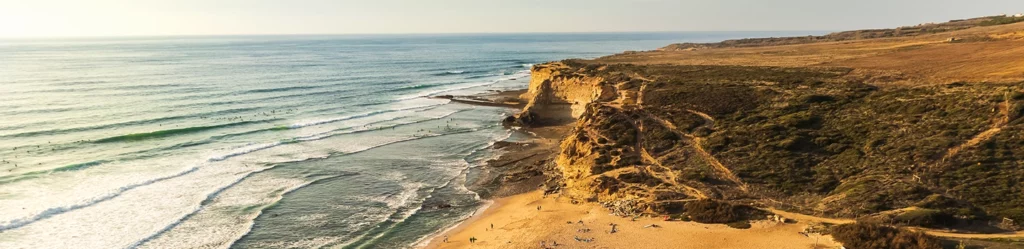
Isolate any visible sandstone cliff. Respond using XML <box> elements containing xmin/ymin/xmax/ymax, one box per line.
<box><xmin>514</xmin><ymin>59</ymin><xmax>1024</xmax><ymax>233</ymax></box>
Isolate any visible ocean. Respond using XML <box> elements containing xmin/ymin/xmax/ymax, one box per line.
<box><xmin>0</xmin><ymin>32</ymin><xmax>815</xmax><ymax>248</ymax></box>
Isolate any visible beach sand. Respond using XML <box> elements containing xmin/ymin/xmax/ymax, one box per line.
<box><xmin>425</xmin><ymin>88</ymin><xmax>841</xmax><ymax>248</ymax></box>
<box><xmin>423</xmin><ymin>190</ymin><xmax>841</xmax><ymax>249</ymax></box>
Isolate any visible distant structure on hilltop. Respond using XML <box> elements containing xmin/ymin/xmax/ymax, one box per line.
<box><xmin>1015</xmin><ymin>13</ymin><xmax>1024</xmax><ymax>18</ymax></box>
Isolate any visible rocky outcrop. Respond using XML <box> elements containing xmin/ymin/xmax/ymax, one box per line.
<box><xmin>513</xmin><ymin>62</ymin><xmax>708</xmax><ymax>215</ymax></box>
<box><xmin>504</xmin><ymin>63</ymin><xmax>616</xmax><ymax>127</ymax></box>
<box><xmin>514</xmin><ymin>58</ymin><xmax>1024</xmax><ymax>235</ymax></box>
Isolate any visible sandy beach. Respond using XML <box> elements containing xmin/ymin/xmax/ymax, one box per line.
<box><xmin>423</xmin><ymin>190</ymin><xmax>840</xmax><ymax>249</ymax></box>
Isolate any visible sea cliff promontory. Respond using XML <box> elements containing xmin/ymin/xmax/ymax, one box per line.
<box><xmin>434</xmin><ymin>15</ymin><xmax>1024</xmax><ymax>249</ymax></box>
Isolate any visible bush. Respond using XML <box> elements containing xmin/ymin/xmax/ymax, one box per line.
<box><xmin>618</xmin><ymin>171</ymin><xmax>662</xmax><ymax>187</ymax></box>
<box><xmin>684</xmin><ymin>200</ymin><xmax>762</xmax><ymax>224</ymax></box>
<box><xmin>830</xmin><ymin>223</ymin><xmax>942</xmax><ymax>249</ymax></box>
<box><xmin>726</xmin><ymin>221</ymin><xmax>752</xmax><ymax>229</ymax></box>
<box><xmin>894</xmin><ymin>209</ymin><xmax>957</xmax><ymax>228</ymax></box>
<box><xmin>981</xmin><ymin>16</ymin><xmax>1024</xmax><ymax>26</ymax></box>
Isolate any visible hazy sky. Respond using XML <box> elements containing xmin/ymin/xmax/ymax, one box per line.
<box><xmin>1</xmin><ymin>0</ymin><xmax>1023</xmax><ymax>38</ymax></box>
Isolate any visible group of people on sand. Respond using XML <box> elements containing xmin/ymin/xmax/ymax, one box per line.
<box><xmin>539</xmin><ymin>240</ymin><xmax>560</xmax><ymax>248</ymax></box>
<box><xmin>441</xmin><ymin>234</ymin><xmax>478</xmax><ymax>244</ymax></box>
<box><xmin>440</xmin><ymin>222</ymin><xmax>491</xmax><ymax>245</ymax></box>
<box><xmin>565</xmin><ymin>219</ymin><xmax>598</xmax><ymax>244</ymax></box>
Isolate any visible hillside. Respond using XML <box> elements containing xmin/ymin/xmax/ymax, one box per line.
<box><xmin>659</xmin><ymin>15</ymin><xmax>1024</xmax><ymax>51</ymax></box>
<box><xmin>504</xmin><ymin>15</ymin><xmax>1024</xmax><ymax>248</ymax></box>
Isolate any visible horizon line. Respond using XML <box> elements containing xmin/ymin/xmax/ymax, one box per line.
<box><xmin>0</xmin><ymin>30</ymin><xmax>834</xmax><ymax>41</ymax></box>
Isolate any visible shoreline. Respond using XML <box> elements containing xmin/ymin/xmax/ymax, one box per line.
<box><xmin>418</xmin><ymin>18</ymin><xmax>1024</xmax><ymax>248</ymax></box>
<box><xmin>420</xmin><ymin>88</ymin><xmax>842</xmax><ymax>249</ymax></box>
<box><xmin>414</xmin><ymin>87</ymin><xmax>576</xmax><ymax>248</ymax></box>
<box><xmin>413</xmin><ymin>199</ymin><xmax>496</xmax><ymax>248</ymax></box>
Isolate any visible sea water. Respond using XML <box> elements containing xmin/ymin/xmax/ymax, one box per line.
<box><xmin>0</xmin><ymin>32</ymin><xmax>816</xmax><ymax>248</ymax></box>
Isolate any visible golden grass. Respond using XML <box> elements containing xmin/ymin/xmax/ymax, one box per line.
<box><xmin>596</xmin><ymin>22</ymin><xmax>1024</xmax><ymax>85</ymax></box>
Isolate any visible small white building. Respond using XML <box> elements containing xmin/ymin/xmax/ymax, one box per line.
<box><xmin>1014</xmin><ymin>13</ymin><xmax>1024</xmax><ymax>18</ymax></box>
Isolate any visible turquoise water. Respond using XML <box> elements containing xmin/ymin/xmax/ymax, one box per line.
<box><xmin>0</xmin><ymin>32</ymin><xmax>817</xmax><ymax>248</ymax></box>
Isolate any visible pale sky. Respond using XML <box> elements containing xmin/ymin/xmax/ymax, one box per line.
<box><xmin>1</xmin><ymin>0</ymin><xmax>1023</xmax><ymax>38</ymax></box>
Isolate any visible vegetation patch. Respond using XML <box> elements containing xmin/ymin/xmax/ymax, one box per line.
<box><xmin>830</xmin><ymin>223</ymin><xmax>943</xmax><ymax>249</ymax></box>
<box><xmin>684</xmin><ymin>200</ymin><xmax>764</xmax><ymax>224</ymax></box>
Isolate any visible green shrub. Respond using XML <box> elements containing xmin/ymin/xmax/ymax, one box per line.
<box><xmin>684</xmin><ymin>200</ymin><xmax>762</xmax><ymax>224</ymax></box>
<box><xmin>726</xmin><ymin>221</ymin><xmax>752</xmax><ymax>229</ymax></box>
<box><xmin>894</xmin><ymin>209</ymin><xmax>958</xmax><ymax>228</ymax></box>
<box><xmin>830</xmin><ymin>223</ymin><xmax>942</xmax><ymax>249</ymax></box>
<box><xmin>981</xmin><ymin>16</ymin><xmax>1024</xmax><ymax>26</ymax></box>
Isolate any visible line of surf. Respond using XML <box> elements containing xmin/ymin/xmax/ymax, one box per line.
<box><xmin>207</xmin><ymin>110</ymin><xmax>464</xmax><ymax>162</ymax></box>
<box><xmin>0</xmin><ymin>166</ymin><xmax>201</xmax><ymax>232</ymax></box>
<box><xmin>0</xmin><ymin>107</ymin><xmax>266</xmax><ymax>139</ymax></box>
<box><xmin>92</xmin><ymin>120</ymin><xmax>266</xmax><ymax>143</ymax></box>
<box><xmin>227</xmin><ymin>130</ymin><xmax>479</xmax><ymax>248</ymax></box>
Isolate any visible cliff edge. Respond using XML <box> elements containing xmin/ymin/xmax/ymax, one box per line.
<box><xmin>510</xmin><ymin>17</ymin><xmax>1024</xmax><ymax>238</ymax></box>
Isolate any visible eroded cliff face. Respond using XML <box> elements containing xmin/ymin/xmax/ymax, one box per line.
<box><xmin>507</xmin><ymin>63</ymin><xmax>616</xmax><ymax>126</ymax></box>
<box><xmin>519</xmin><ymin>62</ymin><xmax>734</xmax><ymax>215</ymax></box>
<box><xmin>523</xmin><ymin>63</ymin><xmax>615</xmax><ymax>117</ymax></box>
<box><xmin>518</xmin><ymin>60</ymin><xmax>1024</xmax><ymax>231</ymax></box>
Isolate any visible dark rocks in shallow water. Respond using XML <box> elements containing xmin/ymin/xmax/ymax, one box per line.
<box><xmin>518</xmin><ymin>111</ymin><xmax>538</xmax><ymax>125</ymax></box>
<box><xmin>502</xmin><ymin>115</ymin><xmax>518</xmax><ymax>126</ymax></box>
<box><xmin>491</xmin><ymin>141</ymin><xmax>514</xmax><ymax>150</ymax></box>
<box><xmin>502</xmin><ymin>111</ymin><xmax>539</xmax><ymax>127</ymax></box>
<box><xmin>422</xmin><ymin>201</ymin><xmax>453</xmax><ymax>210</ymax></box>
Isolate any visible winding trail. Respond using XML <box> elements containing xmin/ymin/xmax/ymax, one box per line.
<box><xmin>765</xmin><ymin>208</ymin><xmax>854</xmax><ymax>225</ymax></box>
<box><xmin>943</xmin><ymin>94</ymin><xmax>1012</xmax><ymax>162</ymax></box>
<box><xmin>626</xmin><ymin>79</ymin><xmax>1023</xmax><ymax>239</ymax></box>
<box><xmin>912</xmin><ymin>228</ymin><xmax>1024</xmax><ymax>239</ymax></box>
<box><xmin>632</xmin><ymin>80</ymin><xmax>748</xmax><ymax>192</ymax></box>
<box><xmin>594</xmin><ymin>80</ymin><xmax>712</xmax><ymax>200</ymax></box>
<box><xmin>635</xmin><ymin>132</ymin><xmax>709</xmax><ymax>199</ymax></box>
<box><xmin>638</xmin><ymin>100</ymin><xmax>749</xmax><ymax>192</ymax></box>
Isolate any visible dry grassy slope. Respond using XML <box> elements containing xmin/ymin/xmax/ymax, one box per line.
<box><xmin>596</xmin><ymin>22</ymin><xmax>1024</xmax><ymax>85</ymax></box>
<box><xmin>519</xmin><ymin>20</ymin><xmax>1024</xmax><ymax>235</ymax></box>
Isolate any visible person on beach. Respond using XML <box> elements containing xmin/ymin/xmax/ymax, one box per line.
<box><xmin>537</xmin><ymin>205</ymin><xmax>541</xmax><ymax>211</ymax></box>
<box><xmin>443</xmin><ymin>235</ymin><xmax>448</xmax><ymax>243</ymax></box>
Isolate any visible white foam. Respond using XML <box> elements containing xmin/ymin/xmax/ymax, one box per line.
<box><xmin>286</xmin><ymin>102</ymin><xmax>445</xmax><ymax>129</ymax></box>
<box><xmin>207</xmin><ymin>142</ymin><xmax>282</xmax><ymax>162</ymax></box>
<box><xmin>0</xmin><ymin>86</ymin><xmax>504</xmax><ymax>249</ymax></box>
<box><xmin>397</xmin><ymin>80</ymin><xmax>502</xmax><ymax>100</ymax></box>
<box><xmin>0</xmin><ymin>166</ymin><xmax>200</xmax><ymax>232</ymax></box>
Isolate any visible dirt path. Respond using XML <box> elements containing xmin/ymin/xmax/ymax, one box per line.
<box><xmin>633</xmin><ymin>82</ymin><xmax>749</xmax><ymax>192</ymax></box>
<box><xmin>691</xmin><ymin>136</ymin><xmax>749</xmax><ymax>191</ymax></box>
<box><xmin>611</xmin><ymin>82</ymin><xmax>1024</xmax><ymax>240</ymax></box>
<box><xmin>637</xmin><ymin>145</ymin><xmax>709</xmax><ymax>199</ymax></box>
<box><xmin>939</xmin><ymin>94</ymin><xmax>1012</xmax><ymax>162</ymax></box>
<box><xmin>642</xmin><ymin>110</ymin><xmax>748</xmax><ymax>192</ymax></box>
<box><xmin>912</xmin><ymin>228</ymin><xmax>1024</xmax><ymax>239</ymax></box>
<box><xmin>766</xmin><ymin>208</ymin><xmax>855</xmax><ymax>225</ymax></box>
<box><xmin>625</xmin><ymin>105</ymin><xmax>709</xmax><ymax>200</ymax></box>
<box><xmin>765</xmin><ymin>208</ymin><xmax>1024</xmax><ymax>239</ymax></box>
